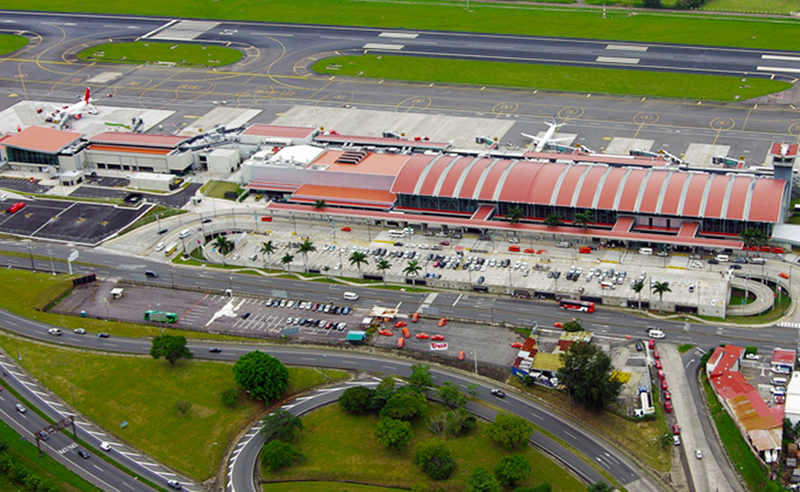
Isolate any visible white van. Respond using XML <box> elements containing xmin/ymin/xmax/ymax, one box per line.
<box><xmin>599</xmin><ymin>281</ymin><xmax>615</xmax><ymax>289</ymax></box>
<box><xmin>771</xmin><ymin>377</ymin><xmax>788</xmax><ymax>386</ymax></box>
<box><xmin>638</xmin><ymin>248</ymin><xmax>653</xmax><ymax>255</ymax></box>
<box><xmin>343</xmin><ymin>292</ymin><xmax>359</xmax><ymax>301</ymax></box>
<box><xmin>179</xmin><ymin>228</ymin><xmax>192</xmax><ymax>239</ymax></box>
<box><xmin>715</xmin><ymin>254</ymin><xmax>729</xmax><ymax>263</ymax></box>
<box><xmin>750</xmin><ymin>257</ymin><xmax>766</xmax><ymax>265</ymax></box>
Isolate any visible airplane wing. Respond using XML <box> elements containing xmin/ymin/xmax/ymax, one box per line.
<box><xmin>520</xmin><ymin>132</ymin><xmax>542</xmax><ymax>143</ymax></box>
<box><xmin>548</xmin><ymin>137</ymin><xmax>572</xmax><ymax>143</ymax></box>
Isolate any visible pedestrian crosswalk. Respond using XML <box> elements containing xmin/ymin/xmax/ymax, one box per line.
<box><xmin>778</xmin><ymin>321</ymin><xmax>800</xmax><ymax>329</ymax></box>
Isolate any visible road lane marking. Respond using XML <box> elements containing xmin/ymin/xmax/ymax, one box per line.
<box><xmin>606</xmin><ymin>44</ymin><xmax>648</xmax><ymax>52</ymax></box>
<box><xmin>596</xmin><ymin>56</ymin><xmax>640</xmax><ymax>64</ymax></box>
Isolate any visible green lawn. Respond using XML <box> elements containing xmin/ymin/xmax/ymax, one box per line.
<box><xmin>0</xmin><ymin>34</ymin><xmax>28</xmax><ymax>56</ymax></box>
<box><xmin>0</xmin><ymin>332</ymin><xmax>349</xmax><ymax>481</ymax></box>
<box><xmin>703</xmin><ymin>0</ymin><xmax>800</xmax><ymax>13</ymax></box>
<box><xmin>77</xmin><ymin>42</ymin><xmax>243</xmax><ymax>67</ymax></box>
<box><xmin>315</xmin><ymin>55</ymin><xmax>790</xmax><ymax>101</ymax></box>
<box><xmin>0</xmin><ymin>420</ymin><xmax>102</xmax><ymax>492</ymax></box>
<box><xmin>702</xmin><ymin>376</ymin><xmax>768</xmax><ymax>490</ymax></box>
<box><xmin>678</xmin><ymin>343</ymin><xmax>696</xmax><ymax>353</ymax></box>
<box><xmin>265</xmin><ymin>483</ymin><xmax>407</xmax><ymax>491</ymax></box>
<box><xmin>5</xmin><ymin>0</ymin><xmax>800</xmax><ymax>51</ymax></box>
<box><xmin>263</xmin><ymin>404</ymin><xmax>585</xmax><ymax>492</ymax></box>
<box><xmin>200</xmin><ymin>180</ymin><xmax>243</xmax><ymax>200</ymax></box>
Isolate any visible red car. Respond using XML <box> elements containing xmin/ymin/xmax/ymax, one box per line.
<box><xmin>431</xmin><ymin>334</ymin><xmax>445</xmax><ymax>341</ymax></box>
<box><xmin>411</xmin><ymin>312</ymin><xmax>420</xmax><ymax>323</ymax></box>
<box><xmin>510</xmin><ymin>342</ymin><xmax>523</xmax><ymax>348</ymax></box>
<box><xmin>537</xmin><ymin>249</ymin><xmax>547</xmax><ymax>254</ymax></box>
<box><xmin>653</xmin><ymin>350</ymin><xmax>660</xmax><ymax>359</ymax></box>
<box><xmin>554</xmin><ymin>322</ymin><xmax>563</xmax><ymax>328</ymax></box>
<box><xmin>341</xmin><ymin>226</ymin><xmax>351</xmax><ymax>232</ymax></box>
<box><xmin>394</xmin><ymin>321</ymin><xmax>407</xmax><ymax>328</ymax></box>
<box><xmin>439</xmin><ymin>241</ymin><xmax>450</xmax><ymax>246</ymax></box>
<box><xmin>672</xmin><ymin>424</ymin><xmax>681</xmax><ymax>435</ymax></box>
<box><xmin>774</xmin><ymin>247</ymin><xmax>785</xmax><ymax>255</ymax></box>
<box><xmin>663</xmin><ymin>390</ymin><xmax>672</xmax><ymax>401</ymax></box>
<box><xmin>437</xmin><ymin>318</ymin><xmax>447</xmax><ymax>327</ymax></box>
<box><xmin>524</xmin><ymin>248</ymin><xmax>535</xmax><ymax>254</ymax></box>
<box><xmin>661</xmin><ymin>379</ymin><xmax>669</xmax><ymax>390</ymax></box>
<box><xmin>416</xmin><ymin>333</ymin><xmax>429</xmax><ymax>340</ymax></box>
<box><xmin>654</xmin><ymin>360</ymin><xmax>662</xmax><ymax>370</ymax></box>
<box><xmin>379</xmin><ymin>330</ymin><xmax>393</xmax><ymax>336</ymax></box>
<box><xmin>657</xmin><ymin>370</ymin><xmax>666</xmax><ymax>380</ymax></box>
<box><xmin>458</xmin><ymin>351</ymin><xmax>465</xmax><ymax>361</ymax></box>
<box><xmin>664</xmin><ymin>401</ymin><xmax>673</xmax><ymax>413</ymax></box>
<box><xmin>780</xmin><ymin>272</ymin><xmax>790</xmax><ymax>279</ymax></box>
<box><xmin>648</xmin><ymin>340</ymin><xmax>655</xmax><ymax>350</ymax></box>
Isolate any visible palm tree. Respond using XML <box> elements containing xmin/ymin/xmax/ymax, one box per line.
<box><xmin>404</xmin><ymin>260</ymin><xmax>422</xmax><ymax>289</ymax></box>
<box><xmin>573</xmin><ymin>210</ymin><xmax>593</xmax><ymax>230</ymax></box>
<box><xmin>296</xmin><ymin>239</ymin><xmax>316</xmax><ymax>273</ymax></box>
<box><xmin>259</xmin><ymin>240</ymin><xmax>275</xmax><ymax>270</ymax></box>
<box><xmin>280</xmin><ymin>253</ymin><xmax>294</xmax><ymax>272</ymax></box>
<box><xmin>349</xmin><ymin>251</ymin><xmax>369</xmax><ymax>281</ymax></box>
<box><xmin>377</xmin><ymin>258</ymin><xmax>392</xmax><ymax>286</ymax></box>
<box><xmin>752</xmin><ymin>228</ymin><xmax>769</xmax><ymax>253</ymax></box>
<box><xmin>507</xmin><ymin>206</ymin><xmax>524</xmax><ymax>227</ymax></box>
<box><xmin>544</xmin><ymin>213</ymin><xmax>562</xmax><ymax>228</ymax></box>
<box><xmin>651</xmin><ymin>281</ymin><xmax>672</xmax><ymax>313</ymax></box>
<box><xmin>323</xmin><ymin>265</ymin><xmax>332</xmax><ymax>280</ymax></box>
<box><xmin>313</xmin><ymin>199</ymin><xmax>327</xmax><ymax>219</ymax></box>
<box><xmin>214</xmin><ymin>235</ymin><xmax>234</xmax><ymax>256</ymax></box>
<box><xmin>632</xmin><ymin>280</ymin><xmax>644</xmax><ymax>311</ymax></box>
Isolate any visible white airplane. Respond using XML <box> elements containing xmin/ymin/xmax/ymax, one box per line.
<box><xmin>44</xmin><ymin>88</ymin><xmax>100</xmax><ymax>127</ymax></box>
<box><xmin>521</xmin><ymin>117</ymin><xmax>572</xmax><ymax>152</ymax></box>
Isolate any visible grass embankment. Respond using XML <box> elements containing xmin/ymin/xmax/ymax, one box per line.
<box><xmin>262</xmin><ymin>404</ymin><xmax>585</xmax><ymax>492</ymax></box>
<box><xmin>678</xmin><ymin>343</ymin><xmax>696</xmax><ymax>353</ymax></box>
<box><xmin>0</xmin><ymin>419</ymin><xmax>102</xmax><ymax>492</ymax></box>
<box><xmin>265</xmin><ymin>483</ymin><xmax>406</xmax><ymax>491</ymax></box>
<box><xmin>120</xmin><ymin>205</ymin><xmax>187</xmax><ymax>236</ymax></box>
<box><xmin>77</xmin><ymin>42</ymin><xmax>243</xmax><ymax>67</ymax></box>
<box><xmin>697</xmin><ymin>290</ymin><xmax>791</xmax><ymax>325</ymax></box>
<box><xmin>0</xmin><ymin>332</ymin><xmax>349</xmax><ymax>480</ymax></box>
<box><xmin>315</xmin><ymin>55</ymin><xmax>791</xmax><ymax>101</ymax></box>
<box><xmin>509</xmin><ymin>378</ymin><xmax>672</xmax><ymax>473</ymax></box>
<box><xmin>703</xmin><ymin>0</ymin><xmax>800</xmax><ymax>13</ymax></box>
<box><xmin>5</xmin><ymin>1</ymin><xmax>800</xmax><ymax>51</ymax></box>
<box><xmin>701</xmin><ymin>375</ymin><xmax>768</xmax><ymax>490</ymax></box>
<box><xmin>0</xmin><ymin>34</ymin><xmax>28</xmax><ymax>56</ymax></box>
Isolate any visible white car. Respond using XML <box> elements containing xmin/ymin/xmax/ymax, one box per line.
<box><xmin>99</xmin><ymin>442</ymin><xmax>112</xmax><ymax>451</ymax></box>
<box><xmin>154</xmin><ymin>242</ymin><xmax>166</xmax><ymax>252</ymax></box>
<box><xmin>695</xmin><ymin>449</ymin><xmax>703</xmax><ymax>459</ymax></box>
<box><xmin>744</xmin><ymin>353</ymin><xmax>759</xmax><ymax>360</ymax></box>
<box><xmin>73</xmin><ymin>328</ymin><xmax>86</xmax><ymax>335</ymax></box>
<box><xmin>178</xmin><ymin>228</ymin><xmax>192</xmax><ymax>239</ymax></box>
<box><xmin>48</xmin><ymin>328</ymin><xmax>62</xmax><ymax>336</ymax></box>
<box><xmin>648</xmin><ymin>329</ymin><xmax>666</xmax><ymax>339</ymax></box>
<box><xmin>15</xmin><ymin>403</ymin><xmax>26</xmax><ymax>414</ymax></box>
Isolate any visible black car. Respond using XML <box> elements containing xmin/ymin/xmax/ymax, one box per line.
<box><xmin>209</xmin><ymin>347</ymin><xmax>222</xmax><ymax>353</ymax></box>
<box><xmin>157</xmin><ymin>228</ymin><xmax>169</xmax><ymax>235</ymax></box>
<box><xmin>201</xmin><ymin>218</ymin><xmax>212</xmax><ymax>224</ymax></box>
<box><xmin>490</xmin><ymin>389</ymin><xmax>506</xmax><ymax>398</ymax></box>
<box><xmin>241</xmin><ymin>312</ymin><xmax>251</xmax><ymax>319</ymax></box>
<box><xmin>635</xmin><ymin>342</ymin><xmax>643</xmax><ymax>352</ymax></box>
<box><xmin>477</xmin><ymin>276</ymin><xmax>485</xmax><ymax>284</ymax></box>
<box><xmin>77</xmin><ymin>449</ymin><xmax>90</xmax><ymax>459</ymax></box>
<box><xmin>97</xmin><ymin>333</ymin><xmax>110</xmax><ymax>338</ymax></box>
<box><xmin>707</xmin><ymin>258</ymin><xmax>719</xmax><ymax>264</ymax></box>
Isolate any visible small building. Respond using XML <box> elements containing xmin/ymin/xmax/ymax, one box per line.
<box><xmin>239</xmin><ymin>124</ymin><xmax>318</xmax><ymax>147</ymax></box>
<box><xmin>784</xmin><ymin>372</ymin><xmax>800</xmax><ymax>425</ymax></box>
<box><xmin>345</xmin><ymin>331</ymin><xmax>366</xmax><ymax>344</ymax></box>
<box><xmin>129</xmin><ymin>172</ymin><xmax>180</xmax><ymax>192</ymax></box>
<box><xmin>706</xmin><ymin>344</ymin><xmax>743</xmax><ymax>377</ymax></box>
<box><xmin>85</xmin><ymin>132</ymin><xmax>194</xmax><ymax>174</ymax></box>
<box><xmin>207</xmin><ymin>148</ymin><xmax>241</xmax><ymax>178</ymax></box>
<box><xmin>772</xmin><ymin>348</ymin><xmax>796</xmax><ymax>374</ymax></box>
<box><xmin>555</xmin><ymin>331</ymin><xmax>593</xmax><ymax>353</ymax></box>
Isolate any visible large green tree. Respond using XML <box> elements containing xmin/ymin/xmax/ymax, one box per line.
<box><xmin>651</xmin><ymin>281</ymin><xmax>672</xmax><ymax>313</ymax></box>
<box><xmin>339</xmin><ymin>385</ymin><xmax>376</xmax><ymax>414</ymax></box>
<box><xmin>466</xmin><ymin>467</ymin><xmax>501</xmax><ymax>492</ymax></box>
<box><xmin>233</xmin><ymin>351</ymin><xmax>290</xmax><ymax>402</ymax></box>
<box><xmin>507</xmin><ymin>206</ymin><xmax>524</xmax><ymax>227</ymax></box>
<box><xmin>494</xmin><ymin>455</ymin><xmax>531</xmax><ymax>487</ymax></box>
<box><xmin>280</xmin><ymin>253</ymin><xmax>294</xmax><ymax>271</ymax></box>
<box><xmin>260</xmin><ymin>409</ymin><xmax>304</xmax><ymax>442</ymax></box>
<box><xmin>375</xmin><ymin>417</ymin><xmax>412</xmax><ymax>449</ymax></box>
<box><xmin>437</xmin><ymin>381</ymin><xmax>467</xmax><ymax>409</ymax></box>
<box><xmin>149</xmin><ymin>334</ymin><xmax>193</xmax><ymax>366</ymax></box>
<box><xmin>261</xmin><ymin>441</ymin><xmax>303</xmax><ymax>472</ymax></box>
<box><xmin>376</xmin><ymin>258</ymin><xmax>392</xmax><ymax>286</ymax></box>
<box><xmin>380</xmin><ymin>388</ymin><xmax>426</xmax><ymax>420</ymax></box>
<box><xmin>632</xmin><ymin>280</ymin><xmax>644</xmax><ymax>311</ymax></box>
<box><xmin>296</xmin><ymin>239</ymin><xmax>316</xmax><ymax>273</ymax></box>
<box><xmin>572</xmin><ymin>210</ymin><xmax>593</xmax><ymax>230</ymax></box>
<box><xmin>408</xmin><ymin>363</ymin><xmax>433</xmax><ymax>393</ymax></box>
<box><xmin>415</xmin><ymin>440</ymin><xmax>456</xmax><ymax>480</ymax></box>
<box><xmin>543</xmin><ymin>213</ymin><xmax>562</xmax><ymax>228</ymax></box>
<box><xmin>558</xmin><ymin>342</ymin><xmax>623</xmax><ymax>412</ymax></box>
<box><xmin>486</xmin><ymin>413</ymin><xmax>533</xmax><ymax>450</ymax></box>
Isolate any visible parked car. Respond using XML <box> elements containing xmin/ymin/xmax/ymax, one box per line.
<box><xmin>653</xmin><ymin>350</ymin><xmax>660</xmax><ymax>359</ymax></box>
<box><xmin>416</xmin><ymin>333</ymin><xmax>429</xmax><ymax>340</ymax></box>
<box><xmin>510</xmin><ymin>342</ymin><xmax>523</xmax><ymax>348</ymax></box>
<box><xmin>672</xmin><ymin>424</ymin><xmax>681</xmax><ymax>435</ymax></box>
<box><xmin>431</xmin><ymin>335</ymin><xmax>445</xmax><ymax>341</ymax></box>
<box><xmin>661</xmin><ymin>379</ymin><xmax>669</xmax><ymax>390</ymax></box>
<box><xmin>437</xmin><ymin>318</ymin><xmax>447</xmax><ymax>327</ymax></box>
<box><xmin>15</xmin><ymin>403</ymin><xmax>26</xmax><ymax>414</ymax></box>
<box><xmin>673</xmin><ymin>435</ymin><xmax>681</xmax><ymax>445</ymax></box>
<box><xmin>695</xmin><ymin>449</ymin><xmax>703</xmax><ymax>459</ymax></box>
<box><xmin>100</xmin><ymin>442</ymin><xmax>111</xmax><ymax>451</ymax></box>
<box><xmin>458</xmin><ymin>351</ymin><xmax>465</xmax><ymax>361</ymax></box>
<box><xmin>167</xmin><ymin>480</ymin><xmax>182</xmax><ymax>490</ymax></box>
<box><xmin>664</xmin><ymin>401</ymin><xmax>673</xmax><ymax>413</ymax></box>
<box><xmin>395</xmin><ymin>321</ymin><xmax>407</xmax><ymax>328</ymax></box>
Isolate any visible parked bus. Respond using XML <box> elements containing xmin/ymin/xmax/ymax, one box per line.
<box><xmin>144</xmin><ymin>310</ymin><xmax>178</xmax><ymax>323</ymax></box>
<box><xmin>558</xmin><ymin>299</ymin><xmax>595</xmax><ymax>313</ymax></box>
<box><xmin>388</xmin><ymin>230</ymin><xmax>405</xmax><ymax>238</ymax></box>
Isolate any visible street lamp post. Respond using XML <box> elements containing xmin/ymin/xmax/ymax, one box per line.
<box><xmin>27</xmin><ymin>244</ymin><xmax>35</xmax><ymax>271</ymax></box>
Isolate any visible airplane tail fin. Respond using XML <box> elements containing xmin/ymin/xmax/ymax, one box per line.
<box><xmin>83</xmin><ymin>87</ymin><xmax>91</xmax><ymax>103</ymax></box>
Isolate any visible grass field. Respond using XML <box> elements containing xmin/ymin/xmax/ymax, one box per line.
<box><xmin>0</xmin><ymin>332</ymin><xmax>349</xmax><ymax>480</ymax></box>
<box><xmin>0</xmin><ymin>34</ymin><xmax>28</xmax><ymax>56</ymax></box>
<box><xmin>264</xmin><ymin>483</ymin><xmax>407</xmax><ymax>492</ymax></box>
<box><xmin>77</xmin><ymin>41</ymin><xmax>243</xmax><ymax>67</ymax></box>
<box><xmin>315</xmin><ymin>55</ymin><xmax>790</xmax><ymax>101</ymax></box>
<box><xmin>702</xmin><ymin>375</ymin><xmax>768</xmax><ymax>490</ymax></box>
<box><xmin>5</xmin><ymin>0</ymin><xmax>800</xmax><ymax>51</ymax></box>
<box><xmin>0</xmin><ymin>419</ymin><xmax>103</xmax><ymax>492</ymax></box>
<box><xmin>703</xmin><ymin>0</ymin><xmax>800</xmax><ymax>13</ymax></box>
<box><xmin>201</xmin><ymin>180</ymin><xmax>243</xmax><ymax>200</ymax></box>
<box><xmin>510</xmin><ymin>378</ymin><xmax>672</xmax><ymax>472</ymax></box>
<box><xmin>263</xmin><ymin>404</ymin><xmax>585</xmax><ymax>491</ymax></box>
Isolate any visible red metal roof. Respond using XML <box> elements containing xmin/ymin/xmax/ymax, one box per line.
<box><xmin>89</xmin><ymin>132</ymin><xmax>188</xmax><ymax>149</ymax></box>
<box><xmin>678</xmin><ymin>222</ymin><xmax>699</xmax><ymax>238</ymax></box>
<box><xmin>772</xmin><ymin>348</ymin><xmax>796</xmax><ymax>366</ymax></box>
<box><xmin>769</xmin><ymin>142</ymin><xmax>799</xmax><ymax>157</ymax></box>
<box><xmin>660</xmin><ymin>172</ymin><xmax>689</xmax><ymax>216</ymax></box>
<box><xmin>478</xmin><ymin>160</ymin><xmax>513</xmax><ymax>201</ymax></box>
<box><xmin>88</xmin><ymin>144</ymin><xmax>171</xmax><ymax>155</ymax></box>
<box><xmin>315</xmin><ymin>134</ymin><xmax>449</xmax><ymax>150</ymax></box>
<box><xmin>392</xmin><ymin>154</ymin><xmax>437</xmax><ymax>194</ymax></box>
<box><xmin>638</xmin><ymin>170</ymin><xmax>669</xmax><ymax>214</ymax></box>
<box><xmin>618</xmin><ymin>168</ymin><xmax>648</xmax><ymax>212</ymax></box>
<box><xmin>749</xmin><ymin>179</ymin><xmax>786</xmax><ymax>222</ymax></box>
<box><xmin>574</xmin><ymin>166</ymin><xmax>608</xmax><ymax>209</ymax></box>
<box><xmin>243</xmin><ymin>124</ymin><xmax>317</xmax><ymax>139</ymax></box>
<box><xmin>419</xmin><ymin>156</ymin><xmax>455</xmax><ymax>196</ymax></box>
<box><xmin>440</xmin><ymin>157</ymin><xmax>472</xmax><ymax>197</ymax></box>
<box><xmin>3</xmin><ymin>126</ymin><xmax>82</xmax><ymax>153</ymax></box>
<box><xmin>726</xmin><ymin>177</ymin><xmax>752</xmax><ymax>221</ymax></box>
<box><xmin>682</xmin><ymin>173</ymin><xmax>710</xmax><ymax>217</ymax></box>
<box><xmin>704</xmin><ymin>175</ymin><xmax>731</xmax><ymax>219</ymax></box>
<box><xmin>595</xmin><ymin>168</ymin><xmax>626</xmax><ymax>210</ymax></box>
<box><xmin>612</xmin><ymin>216</ymin><xmax>635</xmax><ymax>233</ymax></box>
<box><xmin>459</xmin><ymin>158</ymin><xmax>494</xmax><ymax>198</ymax></box>
<box><xmin>554</xmin><ymin>165</ymin><xmax>587</xmax><ymax>207</ymax></box>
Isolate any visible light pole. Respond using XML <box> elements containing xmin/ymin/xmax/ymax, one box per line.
<box><xmin>47</xmin><ymin>249</ymin><xmax>55</xmax><ymax>275</ymax></box>
<box><xmin>473</xmin><ymin>349</ymin><xmax>478</xmax><ymax>374</ymax></box>
<box><xmin>27</xmin><ymin>244</ymin><xmax>35</xmax><ymax>271</ymax></box>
